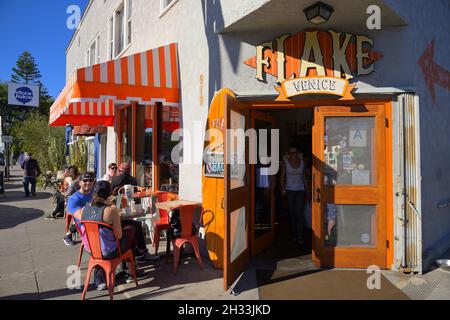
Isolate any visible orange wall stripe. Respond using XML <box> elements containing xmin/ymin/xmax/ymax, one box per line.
<box><xmin>121</xmin><ymin>55</ymin><xmax>129</xmax><ymax>85</ymax></box>
<box><xmin>158</xmin><ymin>46</ymin><xmax>166</xmax><ymax>89</ymax></box>
<box><xmin>77</xmin><ymin>68</ymin><xmax>85</xmax><ymax>82</ymax></box>
<box><xmin>134</xmin><ymin>53</ymin><xmax>142</xmax><ymax>86</ymax></box>
<box><xmin>170</xmin><ymin>43</ymin><xmax>178</xmax><ymax>89</ymax></box>
<box><xmin>107</xmin><ymin>60</ymin><xmax>115</xmax><ymax>83</ymax></box>
<box><xmin>93</xmin><ymin>64</ymin><xmax>101</xmax><ymax>82</ymax></box>
<box><xmin>147</xmin><ymin>50</ymin><xmax>154</xmax><ymax>87</ymax></box>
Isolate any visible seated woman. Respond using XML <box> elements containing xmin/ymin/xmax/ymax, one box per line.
<box><xmin>45</xmin><ymin>166</ymin><xmax>80</xmax><ymax>220</ymax></box>
<box><xmin>73</xmin><ymin>181</ymin><xmax>156</xmax><ymax>287</ymax></box>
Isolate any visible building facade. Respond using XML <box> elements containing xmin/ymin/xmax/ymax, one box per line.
<box><xmin>52</xmin><ymin>0</ymin><xmax>450</xmax><ymax>287</ymax></box>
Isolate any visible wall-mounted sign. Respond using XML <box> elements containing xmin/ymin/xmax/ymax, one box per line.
<box><xmin>244</xmin><ymin>29</ymin><xmax>381</xmax><ymax>86</ymax></box>
<box><xmin>8</xmin><ymin>82</ymin><xmax>40</xmax><ymax>107</ymax></box>
<box><xmin>274</xmin><ymin>76</ymin><xmax>356</xmax><ymax>101</ymax></box>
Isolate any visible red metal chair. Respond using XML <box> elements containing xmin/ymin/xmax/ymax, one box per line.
<box><xmin>76</xmin><ymin>221</ymin><xmax>138</xmax><ymax>300</ymax></box>
<box><xmin>152</xmin><ymin>191</ymin><xmax>178</xmax><ymax>255</ymax></box>
<box><xmin>169</xmin><ymin>204</ymin><xmax>204</xmax><ymax>274</ymax></box>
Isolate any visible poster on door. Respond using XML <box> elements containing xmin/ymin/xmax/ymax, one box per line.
<box><xmin>349</xmin><ymin>127</ymin><xmax>367</xmax><ymax>147</ymax></box>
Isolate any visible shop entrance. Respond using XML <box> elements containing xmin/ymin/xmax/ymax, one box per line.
<box><xmin>246</xmin><ymin>102</ymin><xmax>389</xmax><ymax>270</ymax></box>
<box><xmin>204</xmin><ymin>90</ymin><xmax>392</xmax><ymax>290</ymax></box>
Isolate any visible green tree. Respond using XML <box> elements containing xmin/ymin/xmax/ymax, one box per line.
<box><xmin>11</xmin><ymin>51</ymin><xmax>42</xmax><ymax>84</ymax></box>
<box><xmin>11</xmin><ymin>112</ymin><xmax>65</xmax><ymax>172</ymax></box>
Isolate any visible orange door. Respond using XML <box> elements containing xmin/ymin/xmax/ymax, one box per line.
<box><xmin>223</xmin><ymin>94</ymin><xmax>251</xmax><ymax>290</ymax></box>
<box><xmin>250</xmin><ymin>110</ymin><xmax>277</xmax><ymax>256</ymax></box>
<box><xmin>312</xmin><ymin>104</ymin><xmax>387</xmax><ymax>269</ymax></box>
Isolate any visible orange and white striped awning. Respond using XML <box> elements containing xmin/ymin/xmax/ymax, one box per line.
<box><xmin>49</xmin><ymin>43</ymin><xmax>180</xmax><ymax>127</ymax></box>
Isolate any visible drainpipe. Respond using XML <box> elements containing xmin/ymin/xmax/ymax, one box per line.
<box><xmin>401</xmin><ymin>95</ymin><xmax>409</xmax><ymax>273</ymax></box>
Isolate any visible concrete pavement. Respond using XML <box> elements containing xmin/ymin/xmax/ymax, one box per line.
<box><xmin>1</xmin><ymin>165</ymin><xmax>449</xmax><ymax>300</ymax></box>
<box><xmin>0</xmin><ymin>166</ymin><xmax>258</xmax><ymax>300</ymax></box>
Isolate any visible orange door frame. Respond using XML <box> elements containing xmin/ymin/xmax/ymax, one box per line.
<box><xmin>244</xmin><ymin>98</ymin><xmax>393</xmax><ymax>269</ymax></box>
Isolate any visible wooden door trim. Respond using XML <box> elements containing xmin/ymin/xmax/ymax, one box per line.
<box><xmin>250</xmin><ymin>110</ymin><xmax>278</xmax><ymax>256</ymax></box>
<box><xmin>224</xmin><ymin>94</ymin><xmax>251</xmax><ymax>291</ymax></box>
<box><xmin>313</xmin><ymin>103</ymin><xmax>388</xmax><ymax>269</ymax></box>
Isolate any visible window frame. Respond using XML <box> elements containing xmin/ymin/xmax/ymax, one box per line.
<box><xmin>159</xmin><ymin>0</ymin><xmax>179</xmax><ymax>18</ymax></box>
<box><xmin>108</xmin><ymin>0</ymin><xmax>132</xmax><ymax>60</ymax></box>
<box><xmin>86</xmin><ymin>33</ymin><xmax>101</xmax><ymax>67</ymax></box>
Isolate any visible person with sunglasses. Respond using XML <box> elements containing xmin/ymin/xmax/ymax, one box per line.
<box><xmin>63</xmin><ymin>172</ymin><xmax>96</xmax><ymax>246</ymax></box>
<box><xmin>103</xmin><ymin>163</ymin><xmax>118</xmax><ymax>183</ymax></box>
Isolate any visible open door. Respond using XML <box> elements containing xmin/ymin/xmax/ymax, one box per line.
<box><xmin>312</xmin><ymin>104</ymin><xmax>387</xmax><ymax>269</ymax></box>
<box><xmin>250</xmin><ymin>111</ymin><xmax>277</xmax><ymax>256</ymax></box>
<box><xmin>223</xmin><ymin>94</ymin><xmax>251</xmax><ymax>291</ymax></box>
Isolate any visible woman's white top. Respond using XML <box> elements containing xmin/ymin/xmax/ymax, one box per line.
<box><xmin>285</xmin><ymin>159</ymin><xmax>305</xmax><ymax>191</ymax></box>
<box><xmin>103</xmin><ymin>173</ymin><xmax>113</xmax><ymax>183</ymax></box>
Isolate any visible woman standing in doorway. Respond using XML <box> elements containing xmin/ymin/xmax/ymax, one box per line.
<box><xmin>280</xmin><ymin>146</ymin><xmax>309</xmax><ymax>245</ymax></box>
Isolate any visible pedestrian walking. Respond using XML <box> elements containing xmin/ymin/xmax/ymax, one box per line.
<box><xmin>21</xmin><ymin>153</ymin><xmax>41</xmax><ymax>197</ymax></box>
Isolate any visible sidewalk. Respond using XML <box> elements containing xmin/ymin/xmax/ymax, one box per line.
<box><xmin>1</xmin><ymin>166</ymin><xmax>449</xmax><ymax>300</ymax></box>
<box><xmin>0</xmin><ymin>166</ymin><xmax>258</xmax><ymax>300</ymax></box>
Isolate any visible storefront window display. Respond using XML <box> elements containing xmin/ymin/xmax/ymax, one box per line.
<box><xmin>157</xmin><ymin>103</ymin><xmax>180</xmax><ymax>193</ymax></box>
<box><xmin>119</xmin><ymin>106</ymin><xmax>133</xmax><ymax>165</ymax></box>
<box><xmin>136</xmin><ymin>105</ymin><xmax>154</xmax><ymax>188</ymax></box>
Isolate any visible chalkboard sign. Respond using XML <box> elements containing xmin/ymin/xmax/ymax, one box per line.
<box><xmin>204</xmin><ymin>152</ymin><xmax>224</xmax><ymax>178</ymax></box>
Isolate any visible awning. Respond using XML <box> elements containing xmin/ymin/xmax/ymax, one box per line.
<box><xmin>49</xmin><ymin>43</ymin><xmax>180</xmax><ymax>127</ymax></box>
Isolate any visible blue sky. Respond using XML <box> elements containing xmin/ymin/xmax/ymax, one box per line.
<box><xmin>0</xmin><ymin>0</ymin><xmax>89</xmax><ymax>97</ymax></box>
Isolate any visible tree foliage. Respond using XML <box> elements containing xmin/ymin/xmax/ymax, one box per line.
<box><xmin>11</xmin><ymin>112</ymin><xmax>65</xmax><ymax>172</ymax></box>
<box><xmin>1</xmin><ymin>52</ymin><xmax>55</xmax><ymax>158</ymax></box>
<box><xmin>11</xmin><ymin>51</ymin><xmax>42</xmax><ymax>84</ymax></box>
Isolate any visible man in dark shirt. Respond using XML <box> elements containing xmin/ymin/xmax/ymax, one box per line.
<box><xmin>111</xmin><ymin>163</ymin><xmax>138</xmax><ymax>195</ymax></box>
<box><xmin>21</xmin><ymin>153</ymin><xmax>41</xmax><ymax>197</ymax></box>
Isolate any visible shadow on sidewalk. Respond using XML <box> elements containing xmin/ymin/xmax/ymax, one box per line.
<box><xmin>0</xmin><ymin>191</ymin><xmax>53</xmax><ymax>204</ymax></box>
<box><xmin>0</xmin><ymin>203</ymin><xmax>45</xmax><ymax>230</ymax></box>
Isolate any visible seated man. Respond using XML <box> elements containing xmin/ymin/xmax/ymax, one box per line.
<box><xmin>63</xmin><ymin>172</ymin><xmax>95</xmax><ymax>246</ymax></box>
<box><xmin>111</xmin><ymin>163</ymin><xmax>138</xmax><ymax>195</ymax></box>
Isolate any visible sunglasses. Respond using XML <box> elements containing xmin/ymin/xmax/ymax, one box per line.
<box><xmin>111</xmin><ymin>167</ymin><xmax>118</xmax><ymax>171</ymax></box>
<box><xmin>82</xmin><ymin>178</ymin><xmax>94</xmax><ymax>183</ymax></box>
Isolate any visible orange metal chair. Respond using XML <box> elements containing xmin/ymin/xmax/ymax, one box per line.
<box><xmin>76</xmin><ymin>221</ymin><xmax>138</xmax><ymax>300</ymax></box>
<box><xmin>151</xmin><ymin>191</ymin><xmax>178</xmax><ymax>255</ymax></box>
<box><xmin>169</xmin><ymin>204</ymin><xmax>204</xmax><ymax>274</ymax></box>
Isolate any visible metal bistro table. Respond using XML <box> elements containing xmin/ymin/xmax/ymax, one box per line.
<box><xmin>154</xmin><ymin>200</ymin><xmax>202</xmax><ymax>260</ymax></box>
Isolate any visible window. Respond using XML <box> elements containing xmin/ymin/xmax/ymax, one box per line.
<box><xmin>119</xmin><ymin>106</ymin><xmax>133</xmax><ymax>165</ymax></box>
<box><xmin>135</xmin><ymin>105</ymin><xmax>154</xmax><ymax>189</ymax></box>
<box><xmin>109</xmin><ymin>0</ymin><xmax>132</xmax><ymax>59</ymax></box>
<box><xmin>160</xmin><ymin>0</ymin><xmax>178</xmax><ymax>13</ymax></box>
<box><xmin>115</xmin><ymin>3</ymin><xmax>125</xmax><ymax>56</ymax></box>
<box><xmin>126</xmin><ymin>0</ymin><xmax>132</xmax><ymax>45</ymax></box>
<box><xmin>86</xmin><ymin>35</ymin><xmax>101</xmax><ymax>66</ymax></box>
<box><xmin>86</xmin><ymin>137</ymin><xmax>95</xmax><ymax>173</ymax></box>
<box><xmin>108</xmin><ymin>17</ymin><xmax>114</xmax><ymax>60</ymax></box>
<box><xmin>157</xmin><ymin>103</ymin><xmax>180</xmax><ymax>193</ymax></box>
